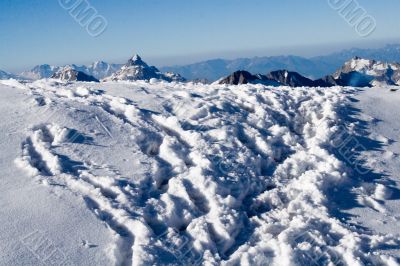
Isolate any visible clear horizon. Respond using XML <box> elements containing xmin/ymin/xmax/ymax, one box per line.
<box><xmin>1</xmin><ymin>0</ymin><xmax>400</xmax><ymax>72</ymax></box>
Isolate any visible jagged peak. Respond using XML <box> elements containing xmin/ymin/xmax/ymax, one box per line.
<box><xmin>62</xmin><ymin>65</ymin><xmax>75</xmax><ymax>71</ymax></box>
<box><xmin>132</xmin><ymin>54</ymin><xmax>141</xmax><ymax>61</ymax></box>
<box><xmin>126</xmin><ymin>54</ymin><xmax>147</xmax><ymax>67</ymax></box>
<box><xmin>92</xmin><ymin>60</ymin><xmax>107</xmax><ymax>66</ymax></box>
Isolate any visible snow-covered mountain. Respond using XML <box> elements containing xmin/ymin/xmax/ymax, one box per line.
<box><xmin>103</xmin><ymin>54</ymin><xmax>186</xmax><ymax>82</ymax></box>
<box><xmin>19</xmin><ymin>61</ymin><xmax>122</xmax><ymax>80</ymax></box>
<box><xmin>333</xmin><ymin>57</ymin><xmax>400</xmax><ymax>86</ymax></box>
<box><xmin>68</xmin><ymin>61</ymin><xmax>123</xmax><ymax>80</ymax></box>
<box><xmin>19</xmin><ymin>64</ymin><xmax>61</xmax><ymax>80</ymax></box>
<box><xmin>86</xmin><ymin>61</ymin><xmax>123</xmax><ymax>79</ymax></box>
<box><xmin>311</xmin><ymin>44</ymin><xmax>400</xmax><ymax>72</ymax></box>
<box><xmin>17</xmin><ymin>55</ymin><xmax>185</xmax><ymax>82</ymax></box>
<box><xmin>313</xmin><ymin>57</ymin><xmax>400</xmax><ymax>87</ymax></box>
<box><xmin>51</xmin><ymin>66</ymin><xmax>99</xmax><ymax>82</ymax></box>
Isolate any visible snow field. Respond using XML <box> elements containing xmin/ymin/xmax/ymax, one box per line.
<box><xmin>2</xmin><ymin>79</ymin><xmax>399</xmax><ymax>265</ymax></box>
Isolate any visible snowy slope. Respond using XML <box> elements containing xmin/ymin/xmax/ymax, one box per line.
<box><xmin>0</xmin><ymin>79</ymin><xmax>399</xmax><ymax>265</ymax></box>
<box><xmin>345</xmin><ymin>88</ymin><xmax>400</xmax><ymax>239</ymax></box>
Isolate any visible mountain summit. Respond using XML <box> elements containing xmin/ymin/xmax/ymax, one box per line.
<box><xmin>103</xmin><ymin>54</ymin><xmax>185</xmax><ymax>82</ymax></box>
<box><xmin>126</xmin><ymin>54</ymin><xmax>148</xmax><ymax>67</ymax></box>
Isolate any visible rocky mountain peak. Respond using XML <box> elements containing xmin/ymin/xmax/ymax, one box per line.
<box><xmin>103</xmin><ymin>54</ymin><xmax>185</xmax><ymax>82</ymax></box>
<box><xmin>126</xmin><ymin>54</ymin><xmax>148</xmax><ymax>67</ymax></box>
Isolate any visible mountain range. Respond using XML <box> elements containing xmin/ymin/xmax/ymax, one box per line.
<box><xmin>19</xmin><ymin>61</ymin><xmax>123</xmax><ymax>80</ymax></box>
<box><xmin>2</xmin><ymin>44</ymin><xmax>400</xmax><ymax>85</ymax></box>
<box><xmin>161</xmin><ymin>44</ymin><xmax>400</xmax><ymax>81</ymax></box>
<box><xmin>217</xmin><ymin>57</ymin><xmax>400</xmax><ymax>87</ymax></box>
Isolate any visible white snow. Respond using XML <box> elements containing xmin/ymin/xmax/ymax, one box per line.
<box><xmin>350</xmin><ymin>58</ymin><xmax>372</xmax><ymax>71</ymax></box>
<box><xmin>0</xmin><ymin>79</ymin><xmax>399</xmax><ymax>265</ymax></box>
<box><xmin>344</xmin><ymin>87</ymin><xmax>400</xmax><ymax>243</ymax></box>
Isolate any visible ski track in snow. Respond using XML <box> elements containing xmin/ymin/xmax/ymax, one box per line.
<box><xmin>3</xmin><ymin>78</ymin><xmax>400</xmax><ymax>265</ymax></box>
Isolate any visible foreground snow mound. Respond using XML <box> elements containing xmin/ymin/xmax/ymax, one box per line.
<box><xmin>5</xmin><ymin>79</ymin><xmax>399</xmax><ymax>265</ymax></box>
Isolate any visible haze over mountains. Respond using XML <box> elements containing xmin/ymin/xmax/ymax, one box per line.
<box><xmin>161</xmin><ymin>44</ymin><xmax>400</xmax><ymax>81</ymax></box>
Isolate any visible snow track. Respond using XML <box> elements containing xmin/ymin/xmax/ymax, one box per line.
<box><xmin>6</xmin><ymin>79</ymin><xmax>399</xmax><ymax>265</ymax></box>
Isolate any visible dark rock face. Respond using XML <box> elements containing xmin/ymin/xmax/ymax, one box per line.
<box><xmin>218</xmin><ymin>70</ymin><xmax>318</xmax><ymax>87</ymax></box>
<box><xmin>218</xmin><ymin>71</ymin><xmax>257</xmax><ymax>85</ymax></box>
<box><xmin>217</xmin><ymin>71</ymin><xmax>281</xmax><ymax>86</ymax></box>
<box><xmin>51</xmin><ymin>67</ymin><xmax>99</xmax><ymax>82</ymax></box>
<box><xmin>312</xmin><ymin>77</ymin><xmax>334</xmax><ymax>87</ymax></box>
<box><xmin>266</xmin><ymin>70</ymin><xmax>316</xmax><ymax>87</ymax></box>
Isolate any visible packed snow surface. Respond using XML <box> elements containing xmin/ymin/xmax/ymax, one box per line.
<box><xmin>0</xmin><ymin>79</ymin><xmax>399</xmax><ymax>265</ymax></box>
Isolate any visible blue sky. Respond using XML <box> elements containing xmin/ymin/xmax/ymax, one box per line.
<box><xmin>1</xmin><ymin>0</ymin><xmax>400</xmax><ymax>72</ymax></box>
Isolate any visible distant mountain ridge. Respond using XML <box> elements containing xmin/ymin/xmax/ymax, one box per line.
<box><xmin>70</xmin><ymin>61</ymin><xmax>123</xmax><ymax>80</ymax></box>
<box><xmin>19</xmin><ymin>61</ymin><xmax>123</xmax><ymax>80</ymax></box>
<box><xmin>20</xmin><ymin>64</ymin><xmax>61</xmax><ymax>80</ymax></box>
<box><xmin>0</xmin><ymin>70</ymin><xmax>18</xmax><ymax>80</ymax></box>
<box><xmin>161</xmin><ymin>44</ymin><xmax>400</xmax><ymax>81</ymax></box>
<box><xmin>5</xmin><ymin>43</ymin><xmax>400</xmax><ymax>83</ymax></box>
